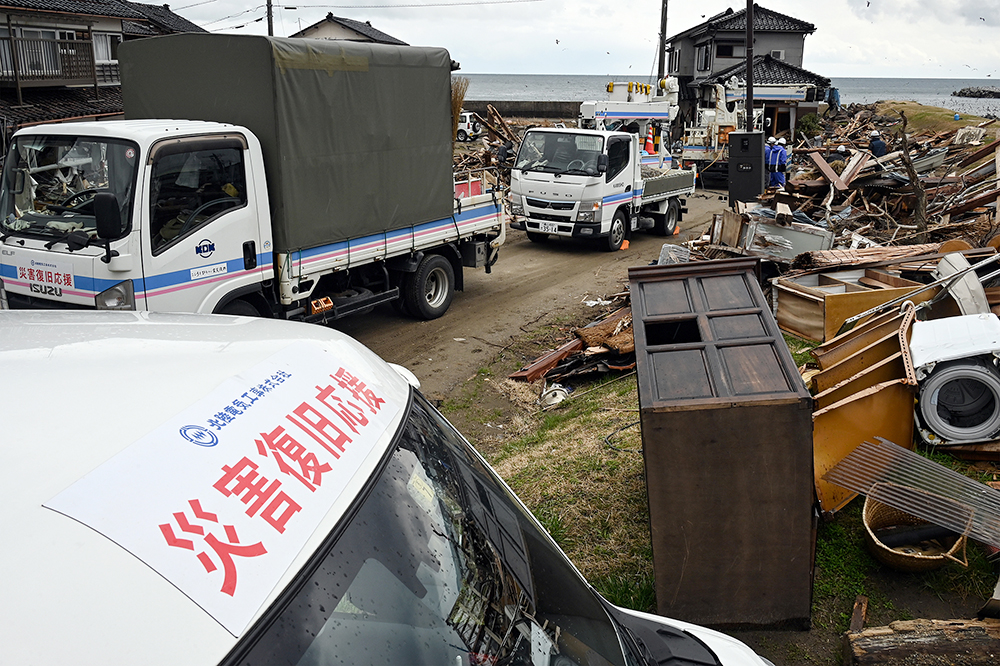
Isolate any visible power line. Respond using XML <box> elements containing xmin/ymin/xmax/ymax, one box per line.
<box><xmin>262</xmin><ymin>0</ymin><xmax>545</xmax><ymax>8</ymax></box>
<box><xmin>175</xmin><ymin>0</ymin><xmax>219</xmax><ymax>10</ymax></box>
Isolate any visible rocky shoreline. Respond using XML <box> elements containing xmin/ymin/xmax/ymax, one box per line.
<box><xmin>952</xmin><ymin>86</ymin><xmax>1000</xmax><ymax>98</ymax></box>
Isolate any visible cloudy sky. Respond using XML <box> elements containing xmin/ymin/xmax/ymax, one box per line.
<box><xmin>176</xmin><ymin>0</ymin><xmax>1000</xmax><ymax>79</ymax></box>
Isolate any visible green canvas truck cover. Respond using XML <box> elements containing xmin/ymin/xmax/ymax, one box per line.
<box><xmin>119</xmin><ymin>34</ymin><xmax>454</xmax><ymax>253</ymax></box>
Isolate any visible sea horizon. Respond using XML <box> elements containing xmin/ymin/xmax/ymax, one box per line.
<box><xmin>461</xmin><ymin>73</ymin><xmax>1000</xmax><ymax>116</ymax></box>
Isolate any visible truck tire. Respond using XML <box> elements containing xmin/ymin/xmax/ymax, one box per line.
<box><xmin>405</xmin><ymin>254</ymin><xmax>454</xmax><ymax>320</ymax></box>
<box><xmin>457</xmin><ymin>129</ymin><xmax>468</xmax><ymax>142</ymax></box>
<box><xmin>654</xmin><ymin>199</ymin><xmax>680</xmax><ymax>236</ymax></box>
<box><xmin>219</xmin><ymin>298</ymin><xmax>259</xmax><ymax>317</ymax></box>
<box><xmin>526</xmin><ymin>231</ymin><xmax>549</xmax><ymax>243</ymax></box>
<box><xmin>603</xmin><ymin>210</ymin><xmax>627</xmax><ymax>252</ymax></box>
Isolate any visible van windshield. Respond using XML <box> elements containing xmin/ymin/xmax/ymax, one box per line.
<box><xmin>0</xmin><ymin>135</ymin><xmax>138</xmax><ymax>240</ymax></box>
<box><xmin>515</xmin><ymin>132</ymin><xmax>604</xmax><ymax>176</ymax></box>
<box><xmin>230</xmin><ymin>392</ymin><xmax>626</xmax><ymax>666</ymax></box>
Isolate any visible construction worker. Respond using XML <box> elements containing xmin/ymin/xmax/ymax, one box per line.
<box><xmin>768</xmin><ymin>137</ymin><xmax>788</xmax><ymax>188</ymax></box>
<box><xmin>870</xmin><ymin>130</ymin><xmax>888</xmax><ymax>157</ymax></box>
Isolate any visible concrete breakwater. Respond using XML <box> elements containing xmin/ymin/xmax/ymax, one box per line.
<box><xmin>462</xmin><ymin>100</ymin><xmax>580</xmax><ymax>119</ymax></box>
<box><xmin>952</xmin><ymin>86</ymin><xmax>1000</xmax><ymax>98</ymax></box>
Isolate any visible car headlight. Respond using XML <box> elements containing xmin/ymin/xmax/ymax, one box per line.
<box><xmin>96</xmin><ymin>280</ymin><xmax>135</xmax><ymax>310</ymax></box>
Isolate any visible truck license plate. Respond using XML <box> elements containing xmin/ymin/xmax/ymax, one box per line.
<box><xmin>539</xmin><ymin>222</ymin><xmax>559</xmax><ymax>233</ymax></box>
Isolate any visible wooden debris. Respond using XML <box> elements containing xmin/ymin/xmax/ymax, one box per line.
<box><xmin>844</xmin><ymin>618</ymin><xmax>1000</xmax><ymax>666</ymax></box>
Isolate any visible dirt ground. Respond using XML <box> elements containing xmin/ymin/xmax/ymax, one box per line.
<box><xmin>334</xmin><ymin>188</ymin><xmax>727</xmax><ymax>399</ymax></box>
<box><xmin>335</xmin><ymin>190</ymin><xmax>995</xmax><ymax>665</ymax></box>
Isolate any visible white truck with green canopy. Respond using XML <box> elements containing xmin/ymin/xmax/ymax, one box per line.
<box><xmin>0</xmin><ymin>34</ymin><xmax>503</xmax><ymax>321</ymax></box>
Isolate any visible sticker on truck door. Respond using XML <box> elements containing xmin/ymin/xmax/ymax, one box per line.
<box><xmin>10</xmin><ymin>257</ymin><xmax>74</xmax><ymax>297</ymax></box>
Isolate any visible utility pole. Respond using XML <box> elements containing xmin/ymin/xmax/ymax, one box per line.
<box><xmin>745</xmin><ymin>0</ymin><xmax>753</xmax><ymax>128</ymax></box>
<box><xmin>267</xmin><ymin>0</ymin><xmax>273</xmax><ymax>36</ymax></box>
<box><xmin>656</xmin><ymin>0</ymin><xmax>668</xmax><ymax>94</ymax></box>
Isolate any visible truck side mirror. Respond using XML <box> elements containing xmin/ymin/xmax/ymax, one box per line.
<box><xmin>94</xmin><ymin>192</ymin><xmax>123</xmax><ymax>240</ymax></box>
<box><xmin>597</xmin><ymin>154</ymin><xmax>608</xmax><ymax>173</ymax></box>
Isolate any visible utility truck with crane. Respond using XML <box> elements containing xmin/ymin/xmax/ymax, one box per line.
<box><xmin>0</xmin><ymin>34</ymin><xmax>503</xmax><ymax>321</ymax></box>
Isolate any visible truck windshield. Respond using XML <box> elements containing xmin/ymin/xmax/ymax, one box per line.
<box><xmin>0</xmin><ymin>135</ymin><xmax>138</xmax><ymax>240</ymax></box>
<box><xmin>230</xmin><ymin>391</ymin><xmax>626</xmax><ymax>666</ymax></box>
<box><xmin>515</xmin><ymin>132</ymin><xmax>604</xmax><ymax>176</ymax></box>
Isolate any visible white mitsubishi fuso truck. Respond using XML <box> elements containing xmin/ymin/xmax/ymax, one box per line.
<box><xmin>0</xmin><ymin>34</ymin><xmax>503</xmax><ymax>321</ymax></box>
<box><xmin>507</xmin><ymin>80</ymin><xmax>695</xmax><ymax>251</ymax></box>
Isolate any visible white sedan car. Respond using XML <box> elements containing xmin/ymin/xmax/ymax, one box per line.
<box><xmin>0</xmin><ymin>310</ymin><xmax>772</xmax><ymax>666</ymax></box>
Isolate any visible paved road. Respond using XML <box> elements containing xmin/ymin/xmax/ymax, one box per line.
<box><xmin>335</xmin><ymin>188</ymin><xmax>727</xmax><ymax>399</ymax></box>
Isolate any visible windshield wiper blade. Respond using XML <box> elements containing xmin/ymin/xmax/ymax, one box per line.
<box><xmin>44</xmin><ymin>229</ymin><xmax>91</xmax><ymax>251</ymax></box>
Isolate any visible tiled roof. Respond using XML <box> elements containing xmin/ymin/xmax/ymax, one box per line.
<box><xmin>291</xmin><ymin>13</ymin><xmax>407</xmax><ymax>45</ymax></box>
<box><xmin>0</xmin><ymin>85</ymin><xmax>123</xmax><ymax>127</ymax></box>
<box><xmin>122</xmin><ymin>19</ymin><xmax>157</xmax><ymax>36</ymax></box>
<box><xmin>702</xmin><ymin>54</ymin><xmax>830</xmax><ymax>88</ymax></box>
<box><xmin>0</xmin><ymin>0</ymin><xmax>145</xmax><ymax>20</ymax></box>
<box><xmin>122</xmin><ymin>2</ymin><xmax>206</xmax><ymax>33</ymax></box>
<box><xmin>667</xmin><ymin>4</ymin><xmax>815</xmax><ymax>43</ymax></box>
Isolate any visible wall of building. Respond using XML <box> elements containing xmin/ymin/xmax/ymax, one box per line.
<box><xmin>298</xmin><ymin>23</ymin><xmax>369</xmax><ymax>41</ymax></box>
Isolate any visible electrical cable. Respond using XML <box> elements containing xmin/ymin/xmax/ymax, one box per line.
<box><xmin>604</xmin><ymin>420</ymin><xmax>641</xmax><ymax>454</ymax></box>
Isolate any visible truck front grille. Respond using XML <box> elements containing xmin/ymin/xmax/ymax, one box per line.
<box><xmin>526</xmin><ymin>198</ymin><xmax>575</xmax><ymax>211</ymax></box>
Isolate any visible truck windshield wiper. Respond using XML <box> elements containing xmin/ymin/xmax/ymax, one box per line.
<box><xmin>44</xmin><ymin>229</ymin><xmax>92</xmax><ymax>251</ymax></box>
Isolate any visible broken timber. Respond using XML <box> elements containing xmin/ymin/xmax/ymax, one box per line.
<box><xmin>844</xmin><ymin>619</ymin><xmax>1000</xmax><ymax>666</ymax></box>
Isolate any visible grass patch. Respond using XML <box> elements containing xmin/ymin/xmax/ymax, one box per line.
<box><xmin>783</xmin><ymin>332</ymin><xmax>818</xmax><ymax>367</ymax></box>
<box><xmin>874</xmin><ymin>101</ymin><xmax>987</xmax><ymax>135</ymax></box>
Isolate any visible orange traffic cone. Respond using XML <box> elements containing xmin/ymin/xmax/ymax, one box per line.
<box><xmin>644</xmin><ymin>127</ymin><xmax>655</xmax><ymax>154</ymax></box>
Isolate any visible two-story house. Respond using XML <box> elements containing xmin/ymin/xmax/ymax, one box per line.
<box><xmin>666</xmin><ymin>4</ymin><xmax>830</xmax><ymax>139</ymax></box>
<box><xmin>0</xmin><ymin>0</ymin><xmax>203</xmax><ymax>139</ymax></box>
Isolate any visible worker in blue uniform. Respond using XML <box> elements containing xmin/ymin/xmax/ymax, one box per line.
<box><xmin>870</xmin><ymin>130</ymin><xmax>888</xmax><ymax>158</ymax></box>
<box><xmin>768</xmin><ymin>137</ymin><xmax>788</xmax><ymax>188</ymax></box>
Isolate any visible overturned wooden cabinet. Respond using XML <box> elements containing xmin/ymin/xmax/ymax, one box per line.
<box><xmin>629</xmin><ymin>258</ymin><xmax>814</xmax><ymax>628</ymax></box>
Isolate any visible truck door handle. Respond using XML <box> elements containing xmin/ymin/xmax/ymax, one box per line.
<box><xmin>243</xmin><ymin>240</ymin><xmax>257</xmax><ymax>270</ymax></box>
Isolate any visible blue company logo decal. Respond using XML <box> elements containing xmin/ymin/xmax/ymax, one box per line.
<box><xmin>179</xmin><ymin>425</ymin><xmax>219</xmax><ymax>447</ymax></box>
<box><xmin>195</xmin><ymin>239</ymin><xmax>216</xmax><ymax>259</ymax></box>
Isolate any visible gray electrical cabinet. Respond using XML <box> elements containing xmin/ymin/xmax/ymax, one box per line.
<box><xmin>728</xmin><ymin>131</ymin><xmax>766</xmax><ymax>204</ymax></box>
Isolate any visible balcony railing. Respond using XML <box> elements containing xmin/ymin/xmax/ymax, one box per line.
<box><xmin>0</xmin><ymin>36</ymin><xmax>108</xmax><ymax>103</ymax></box>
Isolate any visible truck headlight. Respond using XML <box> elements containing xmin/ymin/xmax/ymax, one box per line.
<box><xmin>577</xmin><ymin>202</ymin><xmax>600</xmax><ymax>222</ymax></box>
<box><xmin>510</xmin><ymin>202</ymin><xmax>524</xmax><ymax>215</ymax></box>
<box><xmin>96</xmin><ymin>280</ymin><xmax>135</xmax><ymax>310</ymax></box>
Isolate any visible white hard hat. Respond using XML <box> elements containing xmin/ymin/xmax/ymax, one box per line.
<box><xmin>870</xmin><ymin>130</ymin><xmax>880</xmax><ymax>138</ymax></box>
<box><xmin>777</xmin><ymin>138</ymin><xmax>786</xmax><ymax>145</ymax></box>
<box><xmin>837</xmin><ymin>145</ymin><xmax>846</xmax><ymax>153</ymax></box>
<box><xmin>767</xmin><ymin>136</ymin><xmax>776</xmax><ymax>144</ymax></box>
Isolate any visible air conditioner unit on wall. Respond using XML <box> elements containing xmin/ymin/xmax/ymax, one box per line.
<box><xmin>770</xmin><ymin>50</ymin><xmax>785</xmax><ymax>60</ymax></box>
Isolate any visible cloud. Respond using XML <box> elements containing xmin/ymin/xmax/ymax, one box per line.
<box><xmin>845</xmin><ymin>0</ymin><xmax>1000</xmax><ymax>27</ymax></box>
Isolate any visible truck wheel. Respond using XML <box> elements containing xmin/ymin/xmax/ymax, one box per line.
<box><xmin>526</xmin><ymin>231</ymin><xmax>549</xmax><ymax>243</ymax></box>
<box><xmin>219</xmin><ymin>298</ymin><xmax>259</xmax><ymax>317</ymax></box>
<box><xmin>457</xmin><ymin>129</ymin><xmax>468</xmax><ymax>142</ymax></box>
<box><xmin>603</xmin><ymin>210</ymin><xmax>627</xmax><ymax>252</ymax></box>
<box><xmin>405</xmin><ymin>254</ymin><xmax>454</xmax><ymax>320</ymax></box>
<box><xmin>654</xmin><ymin>199</ymin><xmax>680</xmax><ymax>236</ymax></box>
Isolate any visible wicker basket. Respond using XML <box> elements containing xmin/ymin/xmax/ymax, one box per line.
<box><xmin>862</xmin><ymin>495</ymin><xmax>968</xmax><ymax>572</ymax></box>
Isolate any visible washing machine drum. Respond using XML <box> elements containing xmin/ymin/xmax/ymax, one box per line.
<box><xmin>918</xmin><ymin>357</ymin><xmax>1000</xmax><ymax>442</ymax></box>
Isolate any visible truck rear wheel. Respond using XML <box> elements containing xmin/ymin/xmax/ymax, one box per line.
<box><xmin>405</xmin><ymin>254</ymin><xmax>454</xmax><ymax>320</ymax></box>
<box><xmin>603</xmin><ymin>210</ymin><xmax>627</xmax><ymax>252</ymax></box>
<box><xmin>654</xmin><ymin>199</ymin><xmax>680</xmax><ymax>236</ymax></box>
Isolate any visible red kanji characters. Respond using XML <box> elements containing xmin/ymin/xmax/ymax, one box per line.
<box><xmin>314</xmin><ymin>383</ymin><xmax>369</xmax><ymax>435</ymax></box>
<box><xmin>255</xmin><ymin>426</ymin><xmax>332</xmax><ymax>492</ymax></box>
<box><xmin>287</xmin><ymin>401</ymin><xmax>351</xmax><ymax>458</ymax></box>
<box><xmin>332</xmin><ymin>368</ymin><xmax>386</xmax><ymax>414</ymax></box>
<box><xmin>214</xmin><ymin>457</ymin><xmax>302</xmax><ymax>533</ymax></box>
<box><xmin>159</xmin><ymin>499</ymin><xmax>267</xmax><ymax>596</ymax></box>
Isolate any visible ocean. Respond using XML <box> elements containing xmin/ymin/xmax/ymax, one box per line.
<box><xmin>462</xmin><ymin>74</ymin><xmax>1000</xmax><ymax>117</ymax></box>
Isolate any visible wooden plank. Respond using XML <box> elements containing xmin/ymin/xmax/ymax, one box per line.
<box><xmin>841</xmin><ymin>152</ymin><xmax>871</xmax><ymax>185</ymax></box>
<box><xmin>958</xmin><ymin>138</ymin><xmax>1000</xmax><ymax>168</ymax></box>
<box><xmin>850</xmin><ymin>595</ymin><xmax>869</xmax><ymax>633</ymax></box>
<box><xmin>810</xmin><ymin>151</ymin><xmax>848</xmax><ymax>190</ymax></box>
<box><xmin>845</xmin><ymin>619</ymin><xmax>1000</xmax><ymax>665</ymax></box>
<box><xmin>508</xmin><ymin>338</ymin><xmax>584</xmax><ymax>382</ymax></box>
<box><xmin>941</xmin><ymin>188</ymin><xmax>1000</xmax><ymax>217</ymax></box>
